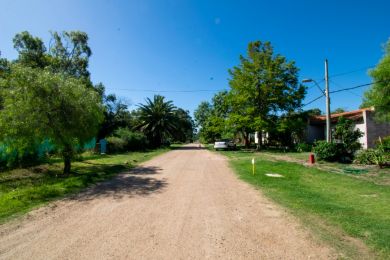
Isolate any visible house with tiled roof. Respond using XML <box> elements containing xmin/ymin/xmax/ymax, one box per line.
<box><xmin>307</xmin><ymin>108</ymin><xmax>390</xmax><ymax>149</ymax></box>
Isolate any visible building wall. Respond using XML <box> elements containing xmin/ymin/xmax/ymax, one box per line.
<box><xmin>306</xmin><ymin>125</ymin><xmax>325</xmax><ymax>143</ymax></box>
<box><xmin>254</xmin><ymin>131</ymin><xmax>268</xmax><ymax>144</ymax></box>
<box><xmin>354</xmin><ymin>121</ymin><xmax>367</xmax><ymax>149</ymax></box>
<box><xmin>307</xmin><ymin>110</ymin><xmax>389</xmax><ymax>149</ymax></box>
<box><xmin>365</xmin><ymin>111</ymin><xmax>390</xmax><ymax>148</ymax></box>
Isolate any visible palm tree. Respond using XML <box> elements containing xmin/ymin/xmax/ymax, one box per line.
<box><xmin>135</xmin><ymin>95</ymin><xmax>178</xmax><ymax>147</ymax></box>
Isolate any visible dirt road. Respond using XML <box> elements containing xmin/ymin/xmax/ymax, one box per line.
<box><xmin>0</xmin><ymin>144</ymin><xmax>335</xmax><ymax>259</ymax></box>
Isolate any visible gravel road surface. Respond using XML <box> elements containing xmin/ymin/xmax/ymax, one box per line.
<box><xmin>0</xmin><ymin>144</ymin><xmax>334</xmax><ymax>259</ymax></box>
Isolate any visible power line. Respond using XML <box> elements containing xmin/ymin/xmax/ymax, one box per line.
<box><xmin>116</xmin><ymin>65</ymin><xmax>376</xmax><ymax>94</ymax></box>
<box><xmin>329</xmin><ymin>65</ymin><xmax>375</xmax><ymax>79</ymax></box>
<box><xmin>300</xmin><ymin>81</ymin><xmax>376</xmax><ymax>108</ymax></box>
<box><xmin>330</xmin><ymin>79</ymin><xmax>362</xmax><ymax>98</ymax></box>
<box><xmin>115</xmin><ymin>88</ymin><xmax>226</xmax><ymax>93</ymax></box>
<box><xmin>329</xmin><ymin>80</ymin><xmax>385</xmax><ymax>94</ymax></box>
<box><xmin>310</xmin><ymin>64</ymin><xmax>375</xmax><ymax>83</ymax></box>
<box><xmin>301</xmin><ymin>95</ymin><xmax>324</xmax><ymax>108</ymax></box>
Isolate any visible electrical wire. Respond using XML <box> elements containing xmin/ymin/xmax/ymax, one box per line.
<box><xmin>328</xmin><ymin>65</ymin><xmax>375</xmax><ymax>79</ymax></box>
<box><xmin>114</xmin><ymin>88</ymin><xmax>226</xmax><ymax>93</ymax></box>
<box><xmin>329</xmin><ymin>80</ymin><xmax>386</xmax><ymax>94</ymax></box>
<box><xmin>301</xmin><ymin>95</ymin><xmax>324</xmax><ymax>108</ymax></box>
<box><xmin>330</xmin><ymin>79</ymin><xmax>362</xmax><ymax>98</ymax></box>
<box><xmin>114</xmin><ymin>65</ymin><xmax>377</xmax><ymax>94</ymax></box>
<box><xmin>309</xmin><ymin>64</ymin><xmax>375</xmax><ymax>83</ymax></box>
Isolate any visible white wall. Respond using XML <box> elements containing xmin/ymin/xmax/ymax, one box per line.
<box><xmin>354</xmin><ymin>122</ymin><xmax>367</xmax><ymax>149</ymax></box>
<box><xmin>254</xmin><ymin>131</ymin><xmax>268</xmax><ymax>144</ymax></box>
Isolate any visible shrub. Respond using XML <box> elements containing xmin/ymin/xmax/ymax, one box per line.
<box><xmin>314</xmin><ymin>117</ymin><xmax>364</xmax><ymax>162</ymax></box>
<box><xmin>354</xmin><ymin>148</ymin><xmax>388</xmax><ymax>167</ymax></box>
<box><xmin>114</xmin><ymin>128</ymin><xmax>148</xmax><ymax>151</ymax></box>
<box><xmin>378</xmin><ymin>136</ymin><xmax>390</xmax><ymax>152</ymax></box>
<box><xmin>354</xmin><ymin>149</ymin><xmax>377</xmax><ymax>165</ymax></box>
<box><xmin>295</xmin><ymin>143</ymin><xmax>312</xmax><ymax>152</ymax></box>
<box><xmin>106</xmin><ymin>136</ymin><xmax>127</xmax><ymax>153</ymax></box>
<box><xmin>333</xmin><ymin>116</ymin><xmax>363</xmax><ymax>157</ymax></box>
<box><xmin>313</xmin><ymin>141</ymin><xmax>342</xmax><ymax>161</ymax></box>
<box><xmin>0</xmin><ymin>149</ymin><xmax>40</xmax><ymax>169</ymax></box>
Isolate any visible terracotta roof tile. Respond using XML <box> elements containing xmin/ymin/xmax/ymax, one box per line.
<box><xmin>310</xmin><ymin>107</ymin><xmax>374</xmax><ymax>122</ymax></box>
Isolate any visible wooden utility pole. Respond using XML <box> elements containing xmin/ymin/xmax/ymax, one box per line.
<box><xmin>325</xmin><ymin>59</ymin><xmax>331</xmax><ymax>142</ymax></box>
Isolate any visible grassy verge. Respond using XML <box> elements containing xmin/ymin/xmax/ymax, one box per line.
<box><xmin>260</xmin><ymin>151</ymin><xmax>390</xmax><ymax>185</ymax></box>
<box><xmin>221</xmin><ymin>150</ymin><xmax>390</xmax><ymax>259</ymax></box>
<box><xmin>0</xmin><ymin>148</ymin><xmax>170</xmax><ymax>224</ymax></box>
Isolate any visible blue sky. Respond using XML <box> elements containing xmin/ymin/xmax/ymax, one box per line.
<box><xmin>0</xmin><ymin>0</ymin><xmax>389</xmax><ymax>116</ymax></box>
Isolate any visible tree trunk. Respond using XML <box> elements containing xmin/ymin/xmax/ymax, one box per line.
<box><xmin>243</xmin><ymin>132</ymin><xmax>250</xmax><ymax>148</ymax></box>
<box><xmin>63</xmin><ymin>155</ymin><xmax>71</xmax><ymax>175</ymax></box>
<box><xmin>62</xmin><ymin>145</ymin><xmax>73</xmax><ymax>175</ymax></box>
<box><xmin>256</xmin><ymin>131</ymin><xmax>262</xmax><ymax>151</ymax></box>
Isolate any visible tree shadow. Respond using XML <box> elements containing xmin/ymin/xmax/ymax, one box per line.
<box><xmin>70</xmin><ymin>165</ymin><xmax>167</xmax><ymax>201</ymax></box>
<box><xmin>130</xmin><ymin>166</ymin><xmax>162</xmax><ymax>175</ymax></box>
<box><xmin>170</xmin><ymin>145</ymin><xmax>205</xmax><ymax>150</ymax></box>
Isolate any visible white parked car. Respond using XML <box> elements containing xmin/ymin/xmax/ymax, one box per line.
<box><xmin>214</xmin><ymin>139</ymin><xmax>236</xmax><ymax>150</ymax></box>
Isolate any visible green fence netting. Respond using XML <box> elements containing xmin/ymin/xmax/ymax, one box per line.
<box><xmin>0</xmin><ymin>138</ymin><xmax>96</xmax><ymax>167</ymax></box>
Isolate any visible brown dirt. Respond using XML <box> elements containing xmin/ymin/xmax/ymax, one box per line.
<box><xmin>0</xmin><ymin>144</ymin><xmax>336</xmax><ymax>259</ymax></box>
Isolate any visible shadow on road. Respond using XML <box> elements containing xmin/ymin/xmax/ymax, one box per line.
<box><xmin>130</xmin><ymin>166</ymin><xmax>162</xmax><ymax>175</ymax></box>
<box><xmin>171</xmin><ymin>145</ymin><xmax>205</xmax><ymax>151</ymax></box>
<box><xmin>71</xmin><ymin>166</ymin><xmax>167</xmax><ymax>201</ymax></box>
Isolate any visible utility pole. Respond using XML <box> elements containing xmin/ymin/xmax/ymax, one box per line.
<box><xmin>325</xmin><ymin>59</ymin><xmax>331</xmax><ymax>143</ymax></box>
<box><xmin>302</xmin><ymin>60</ymin><xmax>332</xmax><ymax>142</ymax></box>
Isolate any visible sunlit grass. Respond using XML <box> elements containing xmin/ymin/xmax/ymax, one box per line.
<box><xmin>221</xmin><ymin>150</ymin><xmax>390</xmax><ymax>258</ymax></box>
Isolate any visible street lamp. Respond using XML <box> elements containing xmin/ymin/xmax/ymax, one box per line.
<box><xmin>302</xmin><ymin>60</ymin><xmax>332</xmax><ymax>143</ymax></box>
<box><xmin>302</xmin><ymin>78</ymin><xmax>325</xmax><ymax>95</ymax></box>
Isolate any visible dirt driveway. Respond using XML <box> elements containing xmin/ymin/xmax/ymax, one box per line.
<box><xmin>0</xmin><ymin>144</ymin><xmax>335</xmax><ymax>259</ymax></box>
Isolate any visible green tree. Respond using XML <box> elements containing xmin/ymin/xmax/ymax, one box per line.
<box><xmin>307</xmin><ymin>108</ymin><xmax>322</xmax><ymax>116</ymax></box>
<box><xmin>98</xmin><ymin>91</ymin><xmax>132</xmax><ymax>139</ymax></box>
<box><xmin>333</xmin><ymin>116</ymin><xmax>363</xmax><ymax>157</ymax></box>
<box><xmin>0</xmin><ymin>54</ymin><xmax>10</xmax><ymax>110</ymax></box>
<box><xmin>362</xmin><ymin>38</ymin><xmax>390</xmax><ymax>122</ymax></box>
<box><xmin>135</xmin><ymin>95</ymin><xmax>178</xmax><ymax>147</ymax></box>
<box><xmin>12</xmin><ymin>31</ymin><xmax>128</xmax><ymax>140</ymax></box>
<box><xmin>48</xmin><ymin>31</ymin><xmax>92</xmax><ymax>78</ymax></box>
<box><xmin>207</xmin><ymin>91</ymin><xmax>232</xmax><ymax>141</ymax></box>
<box><xmin>173</xmin><ymin>108</ymin><xmax>195</xmax><ymax>143</ymax></box>
<box><xmin>13</xmin><ymin>31</ymin><xmax>93</xmax><ymax>82</ymax></box>
<box><xmin>194</xmin><ymin>92</ymin><xmax>231</xmax><ymax>143</ymax></box>
<box><xmin>226</xmin><ymin>89</ymin><xmax>254</xmax><ymax>147</ymax></box>
<box><xmin>276</xmin><ymin>112</ymin><xmax>307</xmax><ymax>147</ymax></box>
<box><xmin>332</xmin><ymin>107</ymin><xmax>346</xmax><ymax>114</ymax></box>
<box><xmin>228</xmin><ymin>41</ymin><xmax>306</xmax><ymax>149</ymax></box>
<box><xmin>13</xmin><ymin>31</ymin><xmax>48</xmax><ymax>68</ymax></box>
<box><xmin>274</xmin><ymin>109</ymin><xmax>322</xmax><ymax>148</ymax></box>
<box><xmin>194</xmin><ymin>101</ymin><xmax>212</xmax><ymax>128</ymax></box>
<box><xmin>0</xmin><ymin>53</ymin><xmax>11</xmax><ymax>77</ymax></box>
<box><xmin>194</xmin><ymin>101</ymin><xmax>214</xmax><ymax>142</ymax></box>
<box><xmin>0</xmin><ymin>65</ymin><xmax>104</xmax><ymax>174</ymax></box>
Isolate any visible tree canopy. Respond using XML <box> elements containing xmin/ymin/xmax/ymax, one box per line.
<box><xmin>1</xmin><ymin>30</ymin><xmax>196</xmax><ymax>172</ymax></box>
<box><xmin>0</xmin><ymin>65</ymin><xmax>104</xmax><ymax>173</ymax></box>
<box><xmin>362</xmin><ymin>38</ymin><xmax>390</xmax><ymax>122</ymax></box>
<box><xmin>13</xmin><ymin>31</ymin><xmax>92</xmax><ymax>79</ymax></box>
<box><xmin>228</xmin><ymin>41</ymin><xmax>306</xmax><ymax>148</ymax></box>
<box><xmin>194</xmin><ymin>91</ymin><xmax>233</xmax><ymax>143</ymax></box>
<box><xmin>135</xmin><ymin>95</ymin><xmax>194</xmax><ymax>147</ymax></box>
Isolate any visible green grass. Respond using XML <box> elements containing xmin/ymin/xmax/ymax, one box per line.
<box><xmin>0</xmin><ymin>148</ymin><xmax>170</xmax><ymax>224</ymax></box>
<box><xmin>221</xmin><ymin>150</ymin><xmax>390</xmax><ymax>259</ymax></box>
